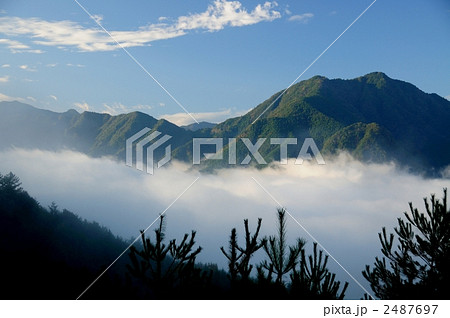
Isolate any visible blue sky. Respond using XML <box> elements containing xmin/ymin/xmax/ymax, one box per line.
<box><xmin>0</xmin><ymin>0</ymin><xmax>449</xmax><ymax>125</ymax></box>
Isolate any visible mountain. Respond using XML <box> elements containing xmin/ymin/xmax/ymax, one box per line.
<box><xmin>210</xmin><ymin>72</ymin><xmax>450</xmax><ymax>171</ymax></box>
<box><xmin>0</xmin><ymin>101</ymin><xmax>194</xmax><ymax>162</ymax></box>
<box><xmin>0</xmin><ymin>101</ymin><xmax>79</xmax><ymax>150</ymax></box>
<box><xmin>322</xmin><ymin>122</ymin><xmax>395</xmax><ymax>162</ymax></box>
<box><xmin>182</xmin><ymin>121</ymin><xmax>216</xmax><ymax>131</ymax></box>
<box><xmin>1</xmin><ymin>72</ymin><xmax>449</xmax><ymax>173</ymax></box>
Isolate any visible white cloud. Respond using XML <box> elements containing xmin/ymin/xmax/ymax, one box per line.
<box><xmin>1</xmin><ymin>64</ymin><xmax>10</xmax><ymax>68</ymax></box>
<box><xmin>0</xmin><ymin>149</ymin><xmax>447</xmax><ymax>298</ymax></box>
<box><xmin>176</xmin><ymin>0</ymin><xmax>281</xmax><ymax>31</ymax></box>
<box><xmin>445</xmin><ymin>95</ymin><xmax>450</xmax><ymax>101</ymax></box>
<box><xmin>49</xmin><ymin>95</ymin><xmax>57</xmax><ymax>101</ymax></box>
<box><xmin>46</xmin><ymin>63</ymin><xmax>58</xmax><ymax>67</ymax></box>
<box><xmin>0</xmin><ymin>75</ymin><xmax>9</xmax><ymax>83</ymax></box>
<box><xmin>288</xmin><ymin>13</ymin><xmax>314</xmax><ymax>23</ymax></box>
<box><xmin>0</xmin><ymin>93</ymin><xmax>13</xmax><ymax>101</ymax></box>
<box><xmin>0</xmin><ymin>1</ymin><xmax>280</xmax><ymax>52</ymax></box>
<box><xmin>0</xmin><ymin>38</ymin><xmax>29</xmax><ymax>49</ymax></box>
<box><xmin>19</xmin><ymin>49</ymin><xmax>44</xmax><ymax>54</ymax></box>
<box><xmin>0</xmin><ymin>16</ymin><xmax>182</xmax><ymax>52</ymax></box>
<box><xmin>27</xmin><ymin>96</ymin><xmax>36</xmax><ymax>102</ymax></box>
<box><xmin>74</xmin><ymin>101</ymin><xmax>90</xmax><ymax>111</ymax></box>
<box><xmin>160</xmin><ymin>108</ymin><xmax>248</xmax><ymax>126</ymax></box>
<box><xmin>66</xmin><ymin>63</ymin><xmax>85</xmax><ymax>68</ymax></box>
<box><xmin>19</xmin><ymin>64</ymin><xmax>37</xmax><ymax>72</ymax></box>
<box><xmin>102</xmin><ymin>103</ymin><xmax>126</xmax><ymax>115</ymax></box>
<box><xmin>0</xmin><ymin>92</ymin><xmax>26</xmax><ymax>102</ymax></box>
<box><xmin>0</xmin><ymin>38</ymin><xmax>43</xmax><ymax>53</ymax></box>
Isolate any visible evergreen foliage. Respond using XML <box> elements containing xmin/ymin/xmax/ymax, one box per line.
<box><xmin>220</xmin><ymin>218</ymin><xmax>265</xmax><ymax>283</ymax></box>
<box><xmin>290</xmin><ymin>242</ymin><xmax>348</xmax><ymax>299</ymax></box>
<box><xmin>0</xmin><ymin>172</ymin><xmax>134</xmax><ymax>299</ymax></box>
<box><xmin>126</xmin><ymin>215</ymin><xmax>208</xmax><ymax>298</ymax></box>
<box><xmin>363</xmin><ymin>188</ymin><xmax>450</xmax><ymax>299</ymax></box>
<box><xmin>260</xmin><ymin>208</ymin><xmax>305</xmax><ymax>284</ymax></box>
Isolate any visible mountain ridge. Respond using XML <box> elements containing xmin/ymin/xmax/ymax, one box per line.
<box><xmin>1</xmin><ymin>72</ymin><xmax>449</xmax><ymax>173</ymax></box>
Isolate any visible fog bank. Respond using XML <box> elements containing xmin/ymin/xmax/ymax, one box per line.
<box><xmin>0</xmin><ymin>149</ymin><xmax>447</xmax><ymax>298</ymax></box>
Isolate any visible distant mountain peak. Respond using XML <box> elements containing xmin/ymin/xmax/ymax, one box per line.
<box><xmin>65</xmin><ymin>109</ymin><xmax>79</xmax><ymax>115</ymax></box>
<box><xmin>308</xmin><ymin>75</ymin><xmax>328</xmax><ymax>81</ymax></box>
<box><xmin>358</xmin><ymin>72</ymin><xmax>391</xmax><ymax>89</ymax></box>
<box><xmin>365</xmin><ymin>71</ymin><xmax>389</xmax><ymax>78</ymax></box>
<box><xmin>182</xmin><ymin>121</ymin><xmax>216</xmax><ymax>131</ymax></box>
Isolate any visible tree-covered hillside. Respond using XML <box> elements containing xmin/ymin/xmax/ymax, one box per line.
<box><xmin>0</xmin><ymin>172</ymin><xmax>133</xmax><ymax>299</ymax></box>
<box><xmin>211</xmin><ymin>72</ymin><xmax>450</xmax><ymax>170</ymax></box>
<box><xmin>1</xmin><ymin>72</ymin><xmax>449</xmax><ymax>172</ymax></box>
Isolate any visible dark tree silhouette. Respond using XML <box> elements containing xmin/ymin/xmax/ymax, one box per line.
<box><xmin>221</xmin><ymin>228</ymin><xmax>241</xmax><ymax>282</ymax></box>
<box><xmin>221</xmin><ymin>218</ymin><xmax>265</xmax><ymax>283</ymax></box>
<box><xmin>236</xmin><ymin>218</ymin><xmax>266</xmax><ymax>280</ymax></box>
<box><xmin>260</xmin><ymin>208</ymin><xmax>305</xmax><ymax>284</ymax></box>
<box><xmin>127</xmin><ymin>214</ymin><xmax>204</xmax><ymax>297</ymax></box>
<box><xmin>290</xmin><ymin>242</ymin><xmax>348</xmax><ymax>299</ymax></box>
<box><xmin>0</xmin><ymin>172</ymin><xmax>134</xmax><ymax>299</ymax></box>
<box><xmin>363</xmin><ymin>188</ymin><xmax>450</xmax><ymax>299</ymax></box>
<box><xmin>0</xmin><ymin>172</ymin><xmax>22</xmax><ymax>192</ymax></box>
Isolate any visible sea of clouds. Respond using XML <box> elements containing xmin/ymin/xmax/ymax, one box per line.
<box><xmin>0</xmin><ymin>148</ymin><xmax>448</xmax><ymax>298</ymax></box>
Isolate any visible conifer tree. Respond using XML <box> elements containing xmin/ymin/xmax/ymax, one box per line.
<box><xmin>127</xmin><ymin>215</ymin><xmax>202</xmax><ymax>297</ymax></box>
<box><xmin>48</xmin><ymin>202</ymin><xmax>60</xmax><ymax>215</ymax></box>
<box><xmin>221</xmin><ymin>218</ymin><xmax>265</xmax><ymax>283</ymax></box>
<box><xmin>220</xmin><ymin>228</ymin><xmax>241</xmax><ymax>282</ymax></box>
<box><xmin>290</xmin><ymin>242</ymin><xmax>348</xmax><ymax>299</ymax></box>
<box><xmin>261</xmin><ymin>208</ymin><xmax>305</xmax><ymax>284</ymax></box>
<box><xmin>363</xmin><ymin>188</ymin><xmax>450</xmax><ymax>299</ymax></box>
<box><xmin>236</xmin><ymin>218</ymin><xmax>265</xmax><ymax>280</ymax></box>
<box><xmin>0</xmin><ymin>172</ymin><xmax>22</xmax><ymax>192</ymax></box>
